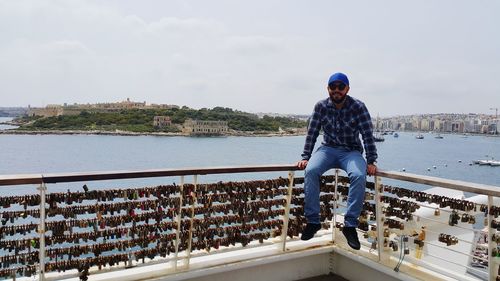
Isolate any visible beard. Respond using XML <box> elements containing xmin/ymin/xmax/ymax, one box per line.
<box><xmin>330</xmin><ymin>93</ymin><xmax>347</xmax><ymax>104</ymax></box>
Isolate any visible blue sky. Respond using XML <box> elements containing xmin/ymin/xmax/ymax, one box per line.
<box><xmin>0</xmin><ymin>0</ymin><xmax>499</xmax><ymax>116</ymax></box>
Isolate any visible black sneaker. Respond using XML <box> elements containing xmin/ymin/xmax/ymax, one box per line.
<box><xmin>342</xmin><ymin>227</ymin><xmax>361</xmax><ymax>250</ymax></box>
<box><xmin>300</xmin><ymin>223</ymin><xmax>321</xmax><ymax>240</ymax></box>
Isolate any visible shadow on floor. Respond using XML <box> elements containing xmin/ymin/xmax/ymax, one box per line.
<box><xmin>298</xmin><ymin>273</ymin><xmax>349</xmax><ymax>281</ymax></box>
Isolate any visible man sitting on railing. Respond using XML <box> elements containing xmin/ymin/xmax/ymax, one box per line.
<box><xmin>297</xmin><ymin>72</ymin><xmax>378</xmax><ymax>250</ymax></box>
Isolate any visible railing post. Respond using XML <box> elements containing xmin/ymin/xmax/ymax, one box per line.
<box><xmin>173</xmin><ymin>176</ymin><xmax>184</xmax><ymax>271</ymax></box>
<box><xmin>186</xmin><ymin>175</ymin><xmax>197</xmax><ymax>267</ymax></box>
<box><xmin>280</xmin><ymin>171</ymin><xmax>294</xmax><ymax>252</ymax></box>
<box><xmin>374</xmin><ymin>175</ymin><xmax>386</xmax><ymax>262</ymax></box>
<box><xmin>37</xmin><ymin>182</ymin><xmax>47</xmax><ymax>281</ymax></box>
<box><xmin>488</xmin><ymin>195</ymin><xmax>495</xmax><ymax>281</ymax></box>
<box><xmin>332</xmin><ymin>169</ymin><xmax>339</xmax><ymax>242</ymax></box>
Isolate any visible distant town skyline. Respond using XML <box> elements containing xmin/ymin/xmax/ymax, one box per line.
<box><xmin>1</xmin><ymin>0</ymin><xmax>499</xmax><ymax>116</ymax></box>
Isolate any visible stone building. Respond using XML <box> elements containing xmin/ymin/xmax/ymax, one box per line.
<box><xmin>27</xmin><ymin>105</ymin><xmax>63</xmax><ymax>117</ymax></box>
<box><xmin>182</xmin><ymin>119</ymin><xmax>228</xmax><ymax>136</ymax></box>
<box><xmin>83</xmin><ymin>98</ymin><xmax>146</xmax><ymax>110</ymax></box>
<box><xmin>27</xmin><ymin>105</ymin><xmax>86</xmax><ymax>117</ymax></box>
<box><xmin>153</xmin><ymin>116</ymin><xmax>172</xmax><ymax>128</ymax></box>
<box><xmin>26</xmin><ymin>99</ymin><xmax>164</xmax><ymax>117</ymax></box>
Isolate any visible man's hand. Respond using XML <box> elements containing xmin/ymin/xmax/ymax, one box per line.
<box><xmin>367</xmin><ymin>163</ymin><xmax>377</xmax><ymax>176</ymax></box>
<box><xmin>297</xmin><ymin>160</ymin><xmax>308</xmax><ymax>170</ymax></box>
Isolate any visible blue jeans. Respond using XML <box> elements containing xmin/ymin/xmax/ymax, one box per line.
<box><xmin>304</xmin><ymin>145</ymin><xmax>367</xmax><ymax>227</ymax></box>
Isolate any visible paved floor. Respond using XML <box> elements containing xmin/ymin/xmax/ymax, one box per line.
<box><xmin>299</xmin><ymin>274</ymin><xmax>349</xmax><ymax>281</ymax></box>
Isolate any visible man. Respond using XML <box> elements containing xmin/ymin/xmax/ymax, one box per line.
<box><xmin>296</xmin><ymin>72</ymin><xmax>378</xmax><ymax>250</ymax></box>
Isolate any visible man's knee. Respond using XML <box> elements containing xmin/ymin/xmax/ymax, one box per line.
<box><xmin>349</xmin><ymin>170</ymin><xmax>366</xmax><ymax>182</ymax></box>
<box><xmin>305</xmin><ymin>165</ymin><xmax>323</xmax><ymax>178</ymax></box>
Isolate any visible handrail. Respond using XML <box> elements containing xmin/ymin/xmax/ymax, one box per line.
<box><xmin>377</xmin><ymin>170</ymin><xmax>500</xmax><ymax>197</ymax></box>
<box><xmin>1</xmin><ymin>166</ymin><xmax>499</xmax><ymax>198</ymax></box>
<box><xmin>0</xmin><ymin>165</ymin><xmax>300</xmax><ymax>186</ymax></box>
<box><xmin>0</xmin><ymin>173</ymin><xmax>44</xmax><ymax>186</ymax></box>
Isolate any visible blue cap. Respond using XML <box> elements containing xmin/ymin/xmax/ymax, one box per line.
<box><xmin>328</xmin><ymin>72</ymin><xmax>349</xmax><ymax>86</ymax></box>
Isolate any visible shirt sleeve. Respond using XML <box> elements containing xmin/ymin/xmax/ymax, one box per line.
<box><xmin>301</xmin><ymin>102</ymin><xmax>322</xmax><ymax>160</ymax></box>
<box><xmin>358</xmin><ymin>103</ymin><xmax>378</xmax><ymax>164</ymax></box>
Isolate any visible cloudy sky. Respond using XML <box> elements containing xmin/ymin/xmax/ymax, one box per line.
<box><xmin>1</xmin><ymin>0</ymin><xmax>499</xmax><ymax>116</ymax></box>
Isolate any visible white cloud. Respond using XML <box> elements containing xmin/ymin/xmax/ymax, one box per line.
<box><xmin>147</xmin><ymin>17</ymin><xmax>222</xmax><ymax>34</ymax></box>
<box><xmin>223</xmin><ymin>36</ymin><xmax>284</xmax><ymax>55</ymax></box>
<box><xmin>41</xmin><ymin>40</ymin><xmax>92</xmax><ymax>56</ymax></box>
<box><xmin>0</xmin><ymin>0</ymin><xmax>499</xmax><ymax>116</ymax></box>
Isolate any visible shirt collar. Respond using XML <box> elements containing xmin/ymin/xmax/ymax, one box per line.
<box><xmin>326</xmin><ymin>95</ymin><xmax>352</xmax><ymax>109</ymax></box>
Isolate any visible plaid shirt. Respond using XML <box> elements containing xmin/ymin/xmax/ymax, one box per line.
<box><xmin>301</xmin><ymin>96</ymin><xmax>378</xmax><ymax>164</ymax></box>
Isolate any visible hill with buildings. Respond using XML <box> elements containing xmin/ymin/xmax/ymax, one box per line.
<box><xmin>15</xmin><ymin>100</ymin><xmax>306</xmax><ymax>135</ymax></box>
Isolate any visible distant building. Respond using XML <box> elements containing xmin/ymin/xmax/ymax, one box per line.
<box><xmin>153</xmin><ymin>116</ymin><xmax>172</xmax><ymax>128</ymax></box>
<box><xmin>27</xmin><ymin>105</ymin><xmax>84</xmax><ymax>117</ymax></box>
<box><xmin>374</xmin><ymin>113</ymin><xmax>497</xmax><ymax>135</ymax></box>
<box><xmin>26</xmin><ymin>99</ymin><xmax>181</xmax><ymax>118</ymax></box>
<box><xmin>401</xmin><ymin>122</ymin><xmax>413</xmax><ymax>131</ymax></box>
<box><xmin>182</xmin><ymin>119</ymin><xmax>228</xmax><ymax>136</ymax></box>
<box><xmin>451</xmin><ymin>121</ymin><xmax>464</xmax><ymax>133</ymax></box>
<box><xmin>84</xmin><ymin>98</ymin><xmax>146</xmax><ymax>110</ymax></box>
<box><xmin>120</xmin><ymin>98</ymin><xmax>146</xmax><ymax>109</ymax></box>
<box><xmin>27</xmin><ymin>105</ymin><xmax>63</xmax><ymax>117</ymax></box>
<box><xmin>420</xmin><ymin>119</ymin><xmax>431</xmax><ymax>131</ymax></box>
<box><xmin>149</xmin><ymin>104</ymin><xmax>180</xmax><ymax>110</ymax></box>
<box><xmin>489</xmin><ymin>123</ymin><xmax>498</xmax><ymax>134</ymax></box>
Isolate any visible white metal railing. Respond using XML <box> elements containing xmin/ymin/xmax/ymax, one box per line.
<box><xmin>0</xmin><ymin>165</ymin><xmax>499</xmax><ymax>281</ymax></box>
<box><xmin>0</xmin><ymin>165</ymin><xmax>299</xmax><ymax>281</ymax></box>
<box><xmin>372</xmin><ymin>170</ymin><xmax>500</xmax><ymax>281</ymax></box>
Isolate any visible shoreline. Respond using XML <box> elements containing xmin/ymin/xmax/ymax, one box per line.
<box><xmin>405</xmin><ymin>131</ymin><xmax>500</xmax><ymax>138</ymax></box>
<box><xmin>0</xmin><ymin>129</ymin><xmax>306</xmax><ymax>137</ymax></box>
<box><xmin>1</xmin><ymin>129</ymin><xmax>498</xmax><ymax>138</ymax></box>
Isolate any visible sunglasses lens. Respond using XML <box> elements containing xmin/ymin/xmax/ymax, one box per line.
<box><xmin>329</xmin><ymin>83</ymin><xmax>346</xmax><ymax>91</ymax></box>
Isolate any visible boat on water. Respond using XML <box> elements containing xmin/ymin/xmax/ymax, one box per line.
<box><xmin>374</xmin><ymin>133</ymin><xmax>385</xmax><ymax>142</ymax></box>
<box><xmin>435</xmin><ymin>134</ymin><xmax>444</xmax><ymax>139</ymax></box>
<box><xmin>473</xmin><ymin>159</ymin><xmax>500</xmax><ymax>166</ymax></box>
<box><xmin>416</xmin><ymin>133</ymin><xmax>424</xmax><ymax>139</ymax></box>
<box><xmin>393</xmin><ymin>132</ymin><xmax>399</xmax><ymax>138</ymax></box>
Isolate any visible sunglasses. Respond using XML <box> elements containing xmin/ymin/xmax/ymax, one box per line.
<box><xmin>329</xmin><ymin>83</ymin><xmax>347</xmax><ymax>91</ymax></box>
